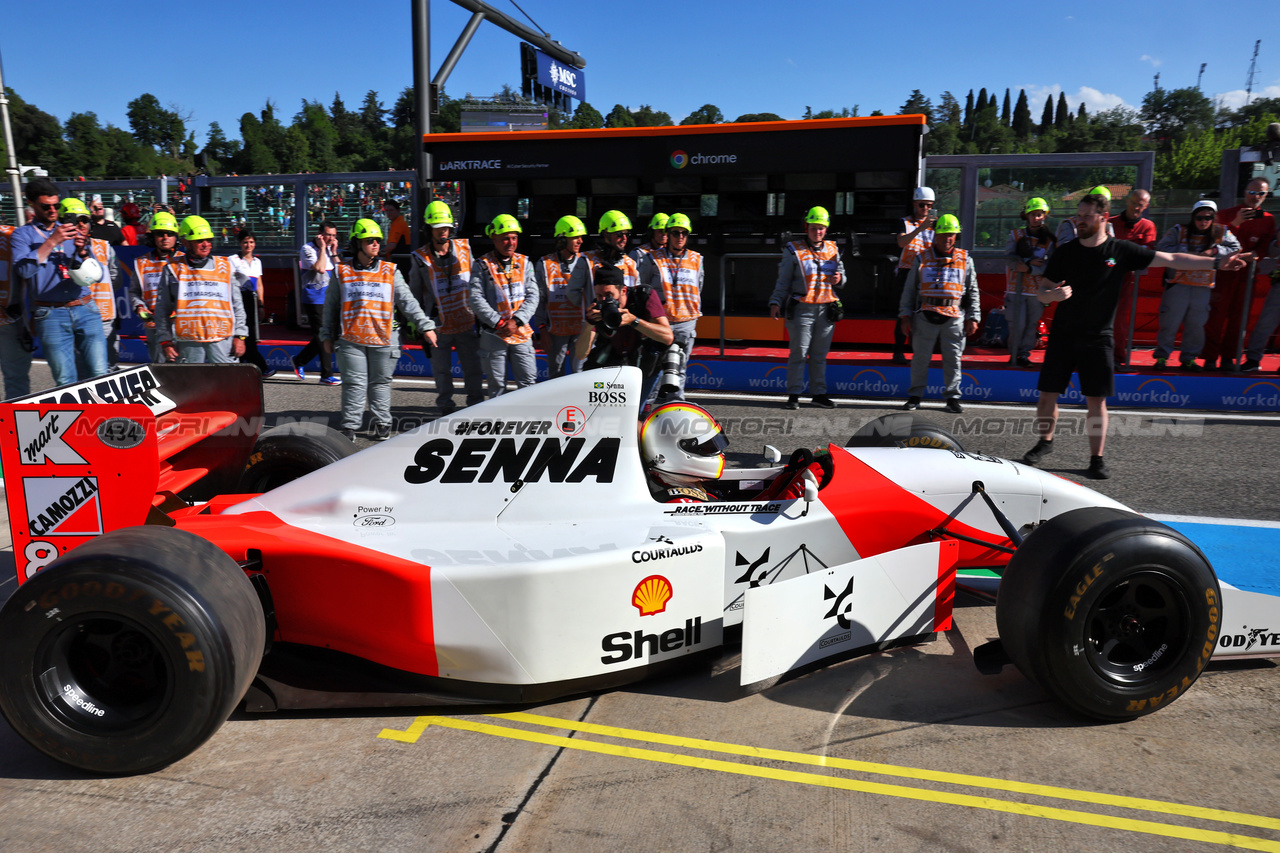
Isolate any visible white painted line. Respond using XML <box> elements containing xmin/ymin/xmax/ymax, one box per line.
<box><xmin>1148</xmin><ymin>514</ymin><xmax>1280</xmax><ymax>529</ymax></box>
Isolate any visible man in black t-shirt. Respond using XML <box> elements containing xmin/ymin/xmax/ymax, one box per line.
<box><xmin>1021</xmin><ymin>194</ymin><xmax>1245</xmax><ymax>480</ymax></box>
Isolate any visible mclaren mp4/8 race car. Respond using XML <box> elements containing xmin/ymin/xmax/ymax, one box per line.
<box><xmin>0</xmin><ymin>364</ymin><xmax>1269</xmax><ymax>775</ymax></box>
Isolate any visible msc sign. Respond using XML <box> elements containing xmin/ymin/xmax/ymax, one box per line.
<box><xmin>536</xmin><ymin>49</ymin><xmax>585</xmax><ymax>102</ymax></box>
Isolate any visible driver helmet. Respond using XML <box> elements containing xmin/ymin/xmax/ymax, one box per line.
<box><xmin>640</xmin><ymin>402</ymin><xmax>729</xmax><ymax>486</ymax></box>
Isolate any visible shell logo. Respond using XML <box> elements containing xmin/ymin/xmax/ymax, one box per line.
<box><xmin>632</xmin><ymin>575</ymin><xmax>673</xmax><ymax>616</ymax></box>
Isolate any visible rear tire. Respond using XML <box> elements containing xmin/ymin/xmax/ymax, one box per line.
<box><xmin>846</xmin><ymin>413</ymin><xmax>965</xmax><ymax>452</ymax></box>
<box><xmin>239</xmin><ymin>422</ymin><xmax>356</xmax><ymax>493</ymax></box>
<box><xmin>996</xmin><ymin>507</ymin><xmax>1220</xmax><ymax>720</ymax></box>
<box><xmin>0</xmin><ymin>527</ymin><xmax>266</xmax><ymax>774</ymax></box>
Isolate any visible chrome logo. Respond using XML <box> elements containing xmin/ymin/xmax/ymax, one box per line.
<box><xmin>670</xmin><ymin>150</ymin><xmax>688</xmax><ymax>169</ymax></box>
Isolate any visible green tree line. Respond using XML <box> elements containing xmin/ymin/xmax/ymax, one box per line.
<box><xmin>3</xmin><ymin>83</ymin><xmax>1277</xmax><ymax>191</ymax></box>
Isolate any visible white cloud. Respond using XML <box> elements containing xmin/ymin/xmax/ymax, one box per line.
<box><xmin>1214</xmin><ymin>84</ymin><xmax>1280</xmax><ymax>111</ymax></box>
<box><xmin>1023</xmin><ymin>85</ymin><xmax>1135</xmax><ymax>115</ymax></box>
<box><xmin>1140</xmin><ymin>55</ymin><xmax>1162</xmax><ymax>68</ymax></box>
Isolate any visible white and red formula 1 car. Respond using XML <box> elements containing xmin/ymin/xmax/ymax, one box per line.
<box><xmin>0</xmin><ymin>365</ymin><xmax>1263</xmax><ymax>775</ymax></box>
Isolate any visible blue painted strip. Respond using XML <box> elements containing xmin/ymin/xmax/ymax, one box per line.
<box><xmin>1156</xmin><ymin>520</ymin><xmax>1280</xmax><ymax>597</ymax></box>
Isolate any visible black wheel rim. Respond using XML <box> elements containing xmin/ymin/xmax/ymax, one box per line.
<box><xmin>1083</xmin><ymin>569</ymin><xmax>1193</xmax><ymax>684</ymax></box>
<box><xmin>34</xmin><ymin>613</ymin><xmax>173</xmax><ymax>733</ymax></box>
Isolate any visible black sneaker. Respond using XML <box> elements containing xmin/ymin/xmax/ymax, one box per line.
<box><xmin>374</xmin><ymin>423</ymin><xmax>392</xmax><ymax>441</ymax></box>
<box><xmin>783</xmin><ymin>394</ymin><xmax>800</xmax><ymax>410</ymax></box>
<box><xmin>1021</xmin><ymin>438</ymin><xmax>1053</xmax><ymax>466</ymax></box>
<box><xmin>340</xmin><ymin>429</ymin><xmax>356</xmax><ymax>442</ymax></box>
<box><xmin>943</xmin><ymin>398</ymin><xmax>963</xmax><ymax>414</ymax></box>
<box><xmin>1087</xmin><ymin>455</ymin><xmax>1111</xmax><ymax>480</ymax></box>
<box><xmin>1241</xmin><ymin>358</ymin><xmax>1261</xmax><ymax>373</ymax></box>
<box><xmin>811</xmin><ymin>394</ymin><xmax>836</xmax><ymax>409</ymax></box>
<box><xmin>903</xmin><ymin>396</ymin><xmax>921</xmax><ymax>410</ymax></box>
<box><xmin>1180</xmin><ymin>359</ymin><xmax>1202</xmax><ymax>372</ymax></box>
<box><xmin>1015</xmin><ymin>356</ymin><xmax>1033</xmax><ymax>369</ymax></box>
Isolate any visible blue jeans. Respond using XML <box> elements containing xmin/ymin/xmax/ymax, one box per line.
<box><xmin>32</xmin><ymin>302</ymin><xmax>107</xmax><ymax>387</ymax></box>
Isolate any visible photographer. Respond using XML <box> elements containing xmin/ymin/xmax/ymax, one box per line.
<box><xmin>576</xmin><ymin>265</ymin><xmax>673</xmax><ymax>409</ymax></box>
<box><xmin>13</xmin><ymin>178</ymin><xmax>109</xmax><ymax>385</ymax></box>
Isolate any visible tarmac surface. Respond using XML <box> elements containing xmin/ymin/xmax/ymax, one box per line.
<box><xmin>2</xmin><ymin>363</ymin><xmax>1279</xmax><ymax>853</ymax></box>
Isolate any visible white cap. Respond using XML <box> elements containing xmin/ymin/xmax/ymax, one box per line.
<box><xmin>913</xmin><ymin>187</ymin><xmax>936</xmax><ymax>202</ymax></box>
<box><xmin>1192</xmin><ymin>199</ymin><xmax>1218</xmax><ymax>214</ymax></box>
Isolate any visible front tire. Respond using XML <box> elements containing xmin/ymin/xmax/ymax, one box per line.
<box><xmin>0</xmin><ymin>527</ymin><xmax>266</xmax><ymax>774</ymax></box>
<box><xmin>846</xmin><ymin>412</ymin><xmax>965</xmax><ymax>452</ymax></box>
<box><xmin>239</xmin><ymin>422</ymin><xmax>356</xmax><ymax>493</ymax></box>
<box><xmin>996</xmin><ymin>507</ymin><xmax>1220</xmax><ymax>720</ymax></box>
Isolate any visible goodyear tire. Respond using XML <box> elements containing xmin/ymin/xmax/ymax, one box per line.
<box><xmin>996</xmin><ymin>507</ymin><xmax>1220</xmax><ymax>721</ymax></box>
<box><xmin>0</xmin><ymin>527</ymin><xmax>266</xmax><ymax>774</ymax></box>
<box><xmin>846</xmin><ymin>413</ymin><xmax>965</xmax><ymax>452</ymax></box>
<box><xmin>239</xmin><ymin>422</ymin><xmax>356</xmax><ymax>493</ymax></box>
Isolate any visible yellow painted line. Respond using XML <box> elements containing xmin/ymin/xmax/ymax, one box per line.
<box><xmin>379</xmin><ymin>716</ymin><xmax>1280</xmax><ymax>852</ymax></box>
<box><xmin>492</xmin><ymin>711</ymin><xmax>1280</xmax><ymax>832</ymax></box>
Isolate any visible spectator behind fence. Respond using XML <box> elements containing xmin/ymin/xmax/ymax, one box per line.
<box><xmin>1152</xmin><ymin>201</ymin><xmax>1241</xmax><ymax>371</ymax></box>
<box><xmin>119</xmin><ymin>202</ymin><xmax>143</xmax><ymax>246</ymax></box>
<box><xmin>893</xmin><ymin>188</ymin><xmax>937</xmax><ymax>364</ymax></box>
<box><xmin>154</xmin><ymin>216</ymin><xmax>246</xmax><ymax>365</ymax></box>
<box><xmin>1004</xmin><ymin>198</ymin><xmax>1056</xmax><ymax>369</ymax></box>
<box><xmin>13</xmin><ymin>179</ymin><xmax>108</xmax><ymax>386</ymax></box>
<box><xmin>899</xmin><ymin>214</ymin><xmax>979</xmax><ymax>414</ymax></box>
<box><xmin>1204</xmin><ymin>178</ymin><xmax>1276</xmax><ymax>370</ymax></box>
<box><xmin>1108</xmin><ymin>189</ymin><xmax>1157</xmax><ymax>368</ymax></box>
<box><xmin>295</xmin><ymin>221</ymin><xmax>341</xmax><ymax>384</ymax></box>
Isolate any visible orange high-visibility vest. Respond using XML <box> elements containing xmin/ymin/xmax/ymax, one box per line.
<box><xmin>538</xmin><ymin>252</ymin><xmax>584</xmax><ymax>336</ymax></box>
<box><xmin>133</xmin><ymin>251</ymin><xmax>182</xmax><ymax>314</ymax></box>
<box><xmin>584</xmin><ymin>250</ymin><xmax>639</xmax><ymax>288</ymax></box>
<box><xmin>0</xmin><ymin>225</ymin><xmax>14</xmax><ymax>328</ymax></box>
<box><xmin>654</xmin><ymin>248</ymin><xmax>703</xmax><ymax>322</ymax></box>
<box><xmin>414</xmin><ymin>239</ymin><xmax>474</xmax><ymax>335</ymax></box>
<box><xmin>87</xmin><ymin>239</ymin><xmax>115</xmax><ymax>322</ymax></box>
<box><xmin>917</xmin><ymin>248</ymin><xmax>968</xmax><ymax>319</ymax></box>
<box><xmin>482</xmin><ymin>253</ymin><xmax>534</xmax><ymax>346</ymax></box>
<box><xmin>336</xmin><ymin>260</ymin><xmax>397</xmax><ymax>346</ymax></box>
<box><xmin>172</xmin><ymin>257</ymin><xmax>236</xmax><ymax>342</ymax></box>
<box><xmin>1165</xmin><ymin>225</ymin><xmax>1219</xmax><ymax>288</ymax></box>
<box><xmin>1005</xmin><ymin>227</ymin><xmax>1054</xmax><ymax>296</ymax></box>
<box><xmin>788</xmin><ymin>240</ymin><xmax>840</xmax><ymax>304</ymax></box>
<box><xmin>898</xmin><ymin>216</ymin><xmax>934</xmax><ymax>270</ymax></box>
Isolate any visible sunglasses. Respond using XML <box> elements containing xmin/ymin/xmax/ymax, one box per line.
<box><xmin>1194</xmin><ymin>214</ymin><xmax>1215</xmax><ymax>221</ymax></box>
<box><xmin>1247</xmin><ymin>190</ymin><xmax>1268</xmax><ymax>196</ymax></box>
<box><xmin>915</xmin><ymin>201</ymin><xmax>934</xmax><ymax>206</ymax></box>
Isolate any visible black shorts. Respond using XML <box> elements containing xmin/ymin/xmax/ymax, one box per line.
<box><xmin>1036</xmin><ymin>332</ymin><xmax>1114</xmax><ymax>398</ymax></box>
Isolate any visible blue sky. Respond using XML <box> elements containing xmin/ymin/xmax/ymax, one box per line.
<box><xmin>2</xmin><ymin>1</ymin><xmax>1277</xmax><ymax>148</ymax></box>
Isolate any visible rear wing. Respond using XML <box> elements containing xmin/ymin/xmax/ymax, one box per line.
<box><xmin>1</xmin><ymin>364</ymin><xmax>264</xmax><ymax>583</ymax></box>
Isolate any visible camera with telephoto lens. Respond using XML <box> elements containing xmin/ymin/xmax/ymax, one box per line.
<box><xmin>657</xmin><ymin>343</ymin><xmax>684</xmax><ymax>397</ymax></box>
<box><xmin>595</xmin><ymin>295</ymin><xmax>623</xmax><ymax>332</ymax></box>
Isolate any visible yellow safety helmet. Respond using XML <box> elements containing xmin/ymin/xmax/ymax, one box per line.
<box><xmin>648</xmin><ymin>213</ymin><xmax>669</xmax><ymax>231</ymax></box>
<box><xmin>485</xmin><ymin>214</ymin><xmax>522</xmax><ymax>237</ymax></box>
<box><xmin>554</xmin><ymin>215</ymin><xmax>587</xmax><ymax>238</ymax></box>
<box><xmin>350</xmin><ymin>218</ymin><xmax>384</xmax><ymax>240</ymax></box>
<box><xmin>804</xmin><ymin>206</ymin><xmax>830</xmax><ymax>226</ymax></box>
<box><xmin>424</xmin><ymin>200</ymin><xmax>453</xmax><ymax>227</ymax></box>
<box><xmin>1088</xmin><ymin>185</ymin><xmax>1112</xmax><ymax>202</ymax></box>
<box><xmin>666</xmin><ymin>213</ymin><xmax>692</xmax><ymax>233</ymax></box>
<box><xmin>58</xmin><ymin>198</ymin><xmax>91</xmax><ymax>220</ymax></box>
<box><xmin>934</xmin><ymin>214</ymin><xmax>961</xmax><ymax>234</ymax></box>
<box><xmin>599</xmin><ymin>210</ymin><xmax>632</xmax><ymax>234</ymax></box>
<box><xmin>150</xmin><ymin>211</ymin><xmax>179</xmax><ymax>233</ymax></box>
<box><xmin>1023</xmin><ymin>197</ymin><xmax>1050</xmax><ymax>214</ymax></box>
<box><xmin>179</xmin><ymin>215</ymin><xmax>214</xmax><ymax>241</ymax></box>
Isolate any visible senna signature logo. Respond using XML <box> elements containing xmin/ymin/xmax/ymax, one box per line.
<box><xmin>404</xmin><ymin>436</ymin><xmax>620</xmax><ymax>484</ymax></box>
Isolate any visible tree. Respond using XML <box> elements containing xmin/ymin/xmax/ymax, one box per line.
<box><xmin>1156</xmin><ymin>125</ymin><xmax>1243</xmax><ymax>189</ymax></box>
<box><xmin>1040</xmin><ymin>95</ymin><xmax>1054</xmax><ymax>134</ymax></box>
<box><xmin>63</xmin><ymin>112</ymin><xmax>112</xmax><ymax>177</ymax></box>
<box><xmin>1001</xmin><ymin>89</ymin><xmax>1011</xmax><ymax>127</ymax></box>
<box><xmin>1141</xmin><ymin>86</ymin><xmax>1214</xmax><ymax>149</ymax></box>
<box><xmin>900</xmin><ymin>90</ymin><xmax>933</xmax><ymax>122</ymax></box>
<box><xmin>733</xmin><ymin>113</ymin><xmax>784</xmax><ymax>123</ymax></box>
<box><xmin>296</xmin><ymin>101</ymin><xmax>341</xmax><ymax>172</ymax></box>
<box><xmin>605</xmin><ymin>104</ymin><xmax>635</xmax><ymax>128</ymax></box>
<box><xmin>204</xmin><ymin>121</ymin><xmax>239</xmax><ymax>172</ymax></box>
<box><xmin>359</xmin><ymin>91</ymin><xmax>387</xmax><ymax>135</ymax></box>
<box><xmin>938</xmin><ymin>92</ymin><xmax>962</xmax><ymax>124</ymax></box>
<box><xmin>127</xmin><ymin>93</ymin><xmax>185</xmax><ymax>158</ymax></box>
<box><xmin>1054</xmin><ymin>93</ymin><xmax>1070</xmax><ymax>128</ymax></box>
<box><xmin>631</xmin><ymin>105</ymin><xmax>673</xmax><ymax>127</ymax></box>
<box><xmin>281</xmin><ymin>125</ymin><xmax>313</xmax><ymax>173</ymax></box>
<box><xmin>681</xmin><ymin>104</ymin><xmax>724</xmax><ymax>126</ymax></box>
<box><xmin>567</xmin><ymin>101</ymin><xmax>604</xmax><ymax>129</ymax></box>
<box><xmin>964</xmin><ymin>90</ymin><xmax>974</xmax><ymax>126</ymax></box>
<box><xmin>1012</xmin><ymin>90</ymin><xmax>1033</xmax><ymax>139</ymax></box>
